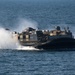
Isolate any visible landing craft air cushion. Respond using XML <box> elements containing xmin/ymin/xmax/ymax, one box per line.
<box><xmin>12</xmin><ymin>26</ymin><xmax>75</xmax><ymax>50</ymax></box>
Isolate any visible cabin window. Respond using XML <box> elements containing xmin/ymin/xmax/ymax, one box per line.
<box><xmin>20</xmin><ymin>39</ymin><xmax>23</xmax><ymax>41</ymax></box>
<box><xmin>20</xmin><ymin>35</ymin><xmax>23</xmax><ymax>39</ymax></box>
<box><xmin>26</xmin><ymin>35</ymin><xmax>29</xmax><ymax>39</ymax></box>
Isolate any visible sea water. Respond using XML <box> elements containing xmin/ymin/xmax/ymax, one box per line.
<box><xmin>0</xmin><ymin>0</ymin><xmax>75</xmax><ymax>75</ymax></box>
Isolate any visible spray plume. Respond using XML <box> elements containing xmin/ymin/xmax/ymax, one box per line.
<box><xmin>0</xmin><ymin>27</ymin><xmax>18</xmax><ymax>49</ymax></box>
<box><xmin>14</xmin><ymin>18</ymin><xmax>38</xmax><ymax>32</ymax></box>
<box><xmin>0</xmin><ymin>18</ymin><xmax>39</xmax><ymax>50</ymax></box>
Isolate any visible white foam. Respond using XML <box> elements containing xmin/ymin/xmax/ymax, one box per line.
<box><xmin>0</xmin><ymin>28</ymin><xmax>18</xmax><ymax>49</ymax></box>
<box><xmin>17</xmin><ymin>45</ymin><xmax>39</xmax><ymax>51</ymax></box>
<box><xmin>0</xmin><ymin>18</ymin><xmax>39</xmax><ymax>50</ymax></box>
